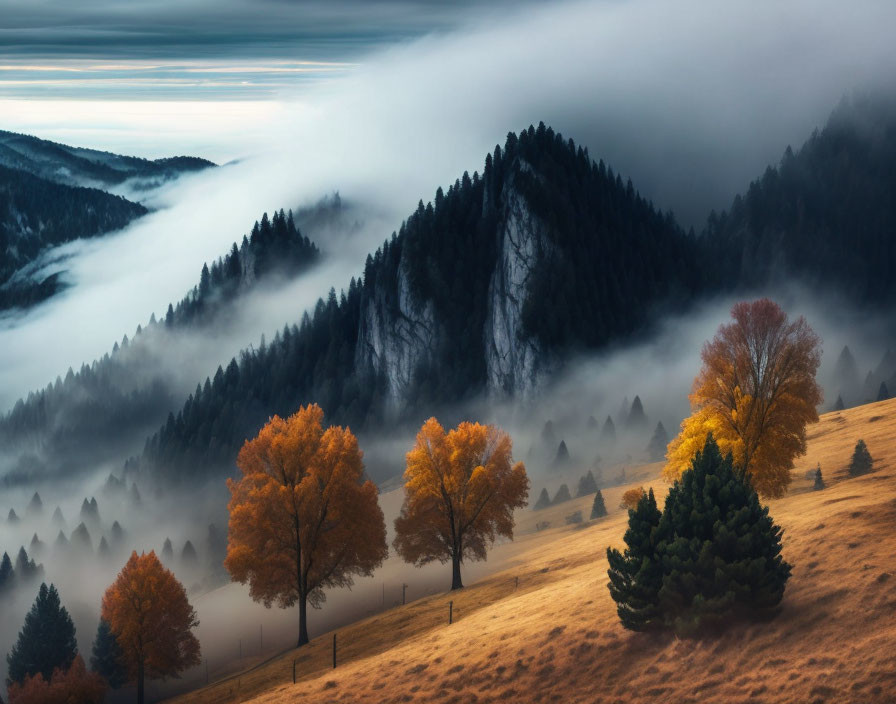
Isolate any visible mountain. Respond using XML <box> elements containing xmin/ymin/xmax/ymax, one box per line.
<box><xmin>705</xmin><ymin>95</ymin><xmax>896</xmax><ymax>302</ymax></box>
<box><xmin>0</xmin><ymin>165</ymin><xmax>148</xmax><ymax>309</ymax></box>
<box><xmin>0</xmin><ymin>210</ymin><xmax>319</xmax><ymax>485</ymax></box>
<box><xmin>0</xmin><ymin>129</ymin><xmax>214</xmax><ymax>191</ymax></box>
<box><xmin>0</xmin><ymin>129</ymin><xmax>216</xmax><ymax>312</ymax></box>
<box><xmin>137</xmin><ymin>123</ymin><xmax>701</xmax><ymax>482</ymax></box>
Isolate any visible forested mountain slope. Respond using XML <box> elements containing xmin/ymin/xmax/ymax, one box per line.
<box><xmin>0</xmin><ymin>129</ymin><xmax>214</xmax><ymax>190</ymax></box>
<box><xmin>705</xmin><ymin>95</ymin><xmax>896</xmax><ymax>301</ymax></box>
<box><xmin>138</xmin><ymin>123</ymin><xmax>701</xmax><ymax>481</ymax></box>
<box><xmin>139</xmin><ymin>98</ymin><xmax>896</xmax><ymax>485</ymax></box>
<box><xmin>0</xmin><ymin>165</ymin><xmax>148</xmax><ymax>309</ymax></box>
<box><xmin>0</xmin><ymin>210</ymin><xmax>319</xmax><ymax>485</ymax></box>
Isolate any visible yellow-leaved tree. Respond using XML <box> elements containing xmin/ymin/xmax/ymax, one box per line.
<box><xmin>665</xmin><ymin>298</ymin><xmax>822</xmax><ymax>497</ymax></box>
<box><xmin>393</xmin><ymin>418</ymin><xmax>529</xmax><ymax>590</ymax></box>
<box><xmin>225</xmin><ymin>403</ymin><xmax>388</xmax><ymax>647</ymax></box>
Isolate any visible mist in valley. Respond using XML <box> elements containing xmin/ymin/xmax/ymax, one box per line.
<box><xmin>2</xmin><ymin>1</ymin><xmax>896</xmax><ymax>699</ymax></box>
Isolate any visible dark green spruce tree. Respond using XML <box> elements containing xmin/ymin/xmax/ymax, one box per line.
<box><xmin>577</xmin><ymin>470</ymin><xmax>598</xmax><ymax>497</ymax></box>
<box><xmin>606</xmin><ymin>488</ymin><xmax>663</xmax><ymax>631</ymax></box>
<box><xmin>91</xmin><ymin>619</ymin><xmax>127</xmax><ymax>689</ymax></box>
<box><xmin>656</xmin><ymin>436</ymin><xmax>791</xmax><ymax>637</ymax></box>
<box><xmin>590</xmin><ymin>489</ymin><xmax>608</xmax><ymax>519</ymax></box>
<box><xmin>533</xmin><ymin>488</ymin><xmax>551</xmax><ymax>510</ymax></box>
<box><xmin>848</xmin><ymin>439</ymin><xmax>873</xmax><ymax>476</ymax></box>
<box><xmin>6</xmin><ymin>583</ymin><xmax>78</xmax><ymax>685</ymax></box>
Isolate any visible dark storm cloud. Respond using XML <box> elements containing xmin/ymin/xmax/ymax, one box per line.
<box><xmin>0</xmin><ymin>0</ymin><xmax>532</xmax><ymax>60</ymax></box>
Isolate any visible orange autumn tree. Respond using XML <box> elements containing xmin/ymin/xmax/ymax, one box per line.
<box><xmin>101</xmin><ymin>551</ymin><xmax>200</xmax><ymax>704</ymax></box>
<box><xmin>7</xmin><ymin>655</ymin><xmax>105</xmax><ymax>704</ymax></box>
<box><xmin>225</xmin><ymin>403</ymin><xmax>388</xmax><ymax>647</ymax></box>
<box><xmin>393</xmin><ymin>418</ymin><xmax>530</xmax><ymax>590</ymax></box>
<box><xmin>665</xmin><ymin>298</ymin><xmax>822</xmax><ymax>497</ymax></box>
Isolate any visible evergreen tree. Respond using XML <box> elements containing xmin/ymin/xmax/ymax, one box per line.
<box><xmin>71</xmin><ymin>523</ymin><xmax>93</xmax><ymax>552</ymax></box>
<box><xmin>0</xmin><ymin>552</ymin><xmax>12</xmax><ymax>591</ymax></box>
<box><xmin>576</xmin><ymin>470</ymin><xmax>598</xmax><ymax>497</ymax></box>
<box><xmin>646</xmin><ymin>421</ymin><xmax>669</xmax><ymax>462</ymax></box>
<box><xmin>181</xmin><ymin>540</ymin><xmax>198</xmax><ymax>567</ymax></box>
<box><xmin>162</xmin><ymin>537</ymin><xmax>174</xmax><ymax>563</ymax></box>
<box><xmin>606</xmin><ymin>488</ymin><xmax>662</xmax><ymax>630</ymax></box>
<box><xmin>51</xmin><ymin>506</ymin><xmax>65</xmax><ymax>527</ymax></box>
<box><xmin>110</xmin><ymin>521</ymin><xmax>125</xmax><ymax>544</ymax></box>
<box><xmin>848</xmin><ymin>439</ymin><xmax>873</xmax><ymax>476</ymax></box>
<box><xmin>587</xmin><ymin>415</ymin><xmax>598</xmax><ymax>429</ymax></box>
<box><xmin>26</xmin><ymin>492</ymin><xmax>42</xmax><ymax>516</ymax></box>
<box><xmin>590</xmin><ymin>489</ymin><xmax>607</xmax><ymax>519</ymax></box>
<box><xmin>553</xmin><ymin>440</ymin><xmax>570</xmax><ymax>468</ymax></box>
<box><xmin>6</xmin><ymin>583</ymin><xmax>78</xmax><ymax>685</ymax></box>
<box><xmin>551</xmin><ymin>484</ymin><xmax>572</xmax><ymax>505</ymax></box>
<box><xmin>533</xmin><ymin>488</ymin><xmax>551</xmax><ymax>510</ymax></box>
<box><xmin>877</xmin><ymin>381</ymin><xmax>889</xmax><ymax>401</ymax></box>
<box><xmin>655</xmin><ymin>436</ymin><xmax>791</xmax><ymax>636</ymax></box>
<box><xmin>833</xmin><ymin>395</ymin><xmax>845</xmax><ymax>411</ymax></box>
<box><xmin>627</xmin><ymin>395</ymin><xmax>648</xmax><ymax>430</ymax></box>
<box><xmin>813</xmin><ymin>464</ymin><xmax>825</xmax><ymax>490</ymax></box>
<box><xmin>14</xmin><ymin>547</ymin><xmax>39</xmax><ymax>583</ymax></box>
<box><xmin>91</xmin><ymin>619</ymin><xmax>127</xmax><ymax>689</ymax></box>
<box><xmin>8</xmin><ymin>509</ymin><xmax>19</xmax><ymax>524</ymax></box>
<box><xmin>54</xmin><ymin>531</ymin><xmax>68</xmax><ymax>550</ymax></box>
<box><xmin>601</xmin><ymin>415</ymin><xmax>616</xmax><ymax>444</ymax></box>
<box><xmin>97</xmin><ymin>536</ymin><xmax>111</xmax><ymax>560</ymax></box>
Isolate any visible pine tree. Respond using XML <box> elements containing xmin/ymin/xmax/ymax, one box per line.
<box><xmin>646</xmin><ymin>421</ymin><xmax>669</xmax><ymax>461</ymax></box>
<box><xmin>91</xmin><ymin>619</ymin><xmax>127</xmax><ymax>689</ymax></box>
<box><xmin>590</xmin><ymin>489</ymin><xmax>607</xmax><ymax>519</ymax></box>
<box><xmin>601</xmin><ymin>415</ymin><xmax>616</xmax><ymax>444</ymax></box>
<box><xmin>877</xmin><ymin>382</ymin><xmax>889</xmax><ymax>401</ymax></box>
<box><xmin>71</xmin><ymin>523</ymin><xmax>93</xmax><ymax>552</ymax></box>
<box><xmin>656</xmin><ymin>436</ymin><xmax>791</xmax><ymax>636</ymax></box>
<box><xmin>0</xmin><ymin>552</ymin><xmax>13</xmax><ymax>591</ymax></box>
<box><xmin>833</xmin><ymin>395</ymin><xmax>845</xmax><ymax>411</ymax></box>
<box><xmin>8</xmin><ymin>508</ymin><xmax>19</xmax><ymax>524</ymax></box>
<box><xmin>26</xmin><ymin>492</ymin><xmax>42</xmax><ymax>517</ymax></box>
<box><xmin>553</xmin><ymin>440</ymin><xmax>570</xmax><ymax>468</ymax></box>
<box><xmin>577</xmin><ymin>470</ymin><xmax>598</xmax><ymax>497</ymax></box>
<box><xmin>6</xmin><ymin>583</ymin><xmax>78</xmax><ymax>685</ymax></box>
<box><xmin>551</xmin><ymin>484</ymin><xmax>572</xmax><ymax>505</ymax></box>
<box><xmin>606</xmin><ymin>488</ymin><xmax>662</xmax><ymax>630</ymax></box>
<box><xmin>181</xmin><ymin>540</ymin><xmax>198</xmax><ymax>567</ymax></box>
<box><xmin>162</xmin><ymin>537</ymin><xmax>174</xmax><ymax>563</ymax></box>
<box><xmin>14</xmin><ymin>547</ymin><xmax>39</xmax><ymax>583</ymax></box>
<box><xmin>848</xmin><ymin>439</ymin><xmax>873</xmax><ymax>476</ymax></box>
<box><xmin>627</xmin><ymin>395</ymin><xmax>648</xmax><ymax>430</ymax></box>
<box><xmin>51</xmin><ymin>506</ymin><xmax>65</xmax><ymax>527</ymax></box>
<box><xmin>533</xmin><ymin>488</ymin><xmax>551</xmax><ymax>510</ymax></box>
<box><xmin>813</xmin><ymin>464</ymin><xmax>825</xmax><ymax>490</ymax></box>
<box><xmin>98</xmin><ymin>536</ymin><xmax>111</xmax><ymax>560</ymax></box>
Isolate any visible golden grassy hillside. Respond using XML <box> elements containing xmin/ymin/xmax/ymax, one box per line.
<box><xmin>167</xmin><ymin>399</ymin><xmax>896</xmax><ymax>704</ymax></box>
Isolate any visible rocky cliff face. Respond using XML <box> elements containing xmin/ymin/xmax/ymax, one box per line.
<box><xmin>355</xmin><ymin>258</ymin><xmax>437</xmax><ymax>412</ymax></box>
<box><xmin>356</xmin><ymin>156</ymin><xmax>552</xmax><ymax>409</ymax></box>
<box><xmin>483</xmin><ymin>159</ymin><xmax>548</xmax><ymax>398</ymax></box>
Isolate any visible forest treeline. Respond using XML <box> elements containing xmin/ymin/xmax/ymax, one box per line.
<box><xmin>136</xmin><ymin>97</ymin><xmax>896</xmax><ymax>483</ymax></box>
<box><xmin>0</xmin><ymin>209</ymin><xmax>319</xmax><ymax>484</ymax></box>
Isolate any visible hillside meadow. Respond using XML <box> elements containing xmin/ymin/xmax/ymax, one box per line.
<box><xmin>167</xmin><ymin>398</ymin><xmax>896</xmax><ymax>703</ymax></box>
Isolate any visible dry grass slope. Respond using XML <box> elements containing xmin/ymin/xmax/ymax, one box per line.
<box><xmin>167</xmin><ymin>399</ymin><xmax>896</xmax><ymax>704</ymax></box>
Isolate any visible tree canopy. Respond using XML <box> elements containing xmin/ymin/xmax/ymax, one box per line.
<box><xmin>225</xmin><ymin>404</ymin><xmax>387</xmax><ymax>646</ymax></box>
<box><xmin>393</xmin><ymin>418</ymin><xmax>529</xmax><ymax>590</ymax></box>
<box><xmin>665</xmin><ymin>299</ymin><xmax>822</xmax><ymax>497</ymax></box>
<box><xmin>101</xmin><ymin>551</ymin><xmax>200</xmax><ymax>704</ymax></box>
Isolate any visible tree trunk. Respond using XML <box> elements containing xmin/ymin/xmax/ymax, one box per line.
<box><xmin>451</xmin><ymin>553</ymin><xmax>463</xmax><ymax>590</ymax></box>
<box><xmin>137</xmin><ymin>659</ymin><xmax>144</xmax><ymax>704</ymax></box>
<box><xmin>298</xmin><ymin>595</ymin><xmax>309</xmax><ymax>647</ymax></box>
